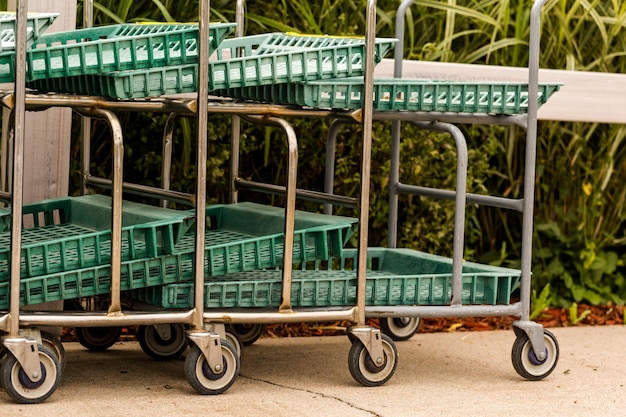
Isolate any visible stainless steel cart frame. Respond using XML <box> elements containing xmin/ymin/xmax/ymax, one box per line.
<box><xmin>0</xmin><ymin>0</ymin><xmax>558</xmax><ymax>403</ymax></box>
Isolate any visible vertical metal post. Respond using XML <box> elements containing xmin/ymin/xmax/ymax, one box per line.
<box><xmin>519</xmin><ymin>0</ymin><xmax>547</xmax><ymax>321</ymax></box>
<box><xmin>388</xmin><ymin>0</ymin><xmax>415</xmax><ymax>248</ymax></box>
<box><xmin>193</xmin><ymin>0</ymin><xmax>210</xmax><ymax>330</ymax></box>
<box><xmin>229</xmin><ymin>0</ymin><xmax>245</xmax><ymax>204</ymax></box>
<box><xmin>355</xmin><ymin>0</ymin><xmax>377</xmax><ymax>325</ymax></box>
<box><xmin>80</xmin><ymin>0</ymin><xmax>93</xmax><ymax>195</ymax></box>
<box><xmin>8</xmin><ymin>0</ymin><xmax>28</xmax><ymax>336</ymax></box>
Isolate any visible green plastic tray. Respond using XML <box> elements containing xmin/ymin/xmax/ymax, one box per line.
<box><xmin>0</xmin><ymin>251</ymin><xmax>193</xmax><ymax>309</ymax></box>
<box><xmin>213</xmin><ymin>77</ymin><xmax>562</xmax><ymax>113</ymax></box>
<box><xmin>27</xmin><ymin>63</ymin><xmax>199</xmax><ymax>98</ymax></box>
<box><xmin>0</xmin><ymin>50</ymin><xmax>14</xmax><ymax>82</ymax></box>
<box><xmin>0</xmin><ymin>194</ymin><xmax>192</xmax><ymax>280</ymax></box>
<box><xmin>25</xmin><ymin>22</ymin><xmax>235</xmax><ymax>82</ymax></box>
<box><xmin>0</xmin><ymin>11</ymin><xmax>59</xmax><ymax>52</ymax></box>
<box><xmin>131</xmin><ymin>247</ymin><xmax>521</xmax><ymax>309</ymax></box>
<box><xmin>208</xmin><ymin>33</ymin><xmax>397</xmax><ymax>90</ymax></box>
<box><xmin>25</xmin><ymin>32</ymin><xmax>397</xmax><ymax>98</ymax></box>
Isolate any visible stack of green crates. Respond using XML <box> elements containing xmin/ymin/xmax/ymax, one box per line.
<box><xmin>26</xmin><ymin>30</ymin><xmax>397</xmax><ymax>99</ymax></box>
<box><xmin>131</xmin><ymin>247</ymin><xmax>522</xmax><ymax>310</ymax></box>
<box><xmin>0</xmin><ymin>195</ymin><xmax>358</xmax><ymax>309</ymax></box>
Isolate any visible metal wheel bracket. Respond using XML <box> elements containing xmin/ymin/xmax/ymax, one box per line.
<box><xmin>154</xmin><ymin>324</ymin><xmax>173</xmax><ymax>340</ymax></box>
<box><xmin>513</xmin><ymin>321</ymin><xmax>547</xmax><ymax>361</ymax></box>
<box><xmin>2</xmin><ymin>337</ymin><xmax>43</xmax><ymax>382</ymax></box>
<box><xmin>348</xmin><ymin>326</ymin><xmax>384</xmax><ymax>367</ymax></box>
<box><xmin>187</xmin><ymin>331</ymin><xmax>223</xmax><ymax>374</ymax></box>
<box><xmin>18</xmin><ymin>328</ymin><xmax>43</xmax><ymax>345</ymax></box>
<box><xmin>203</xmin><ymin>323</ymin><xmax>226</xmax><ymax>339</ymax></box>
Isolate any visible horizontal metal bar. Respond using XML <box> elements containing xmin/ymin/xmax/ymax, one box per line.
<box><xmin>19</xmin><ymin>310</ymin><xmax>195</xmax><ymax>327</ymax></box>
<box><xmin>87</xmin><ymin>176</ymin><xmax>196</xmax><ymax>206</ymax></box>
<box><xmin>18</xmin><ymin>94</ymin><xmax>198</xmax><ymax>114</ymax></box>
<box><xmin>373</xmin><ymin>110</ymin><xmax>528</xmax><ymax>127</ymax></box>
<box><xmin>0</xmin><ymin>190</ymin><xmax>11</xmax><ymax>203</ymax></box>
<box><xmin>396</xmin><ymin>183</ymin><xmax>524</xmax><ymax>211</ymax></box>
<box><xmin>365</xmin><ymin>302</ymin><xmax>523</xmax><ymax>318</ymax></box>
<box><xmin>207</xmin><ymin>101</ymin><xmax>362</xmax><ymax>121</ymax></box>
<box><xmin>203</xmin><ymin>307</ymin><xmax>358</xmax><ymax>324</ymax></box>
<box><xmin>236</xmin><ymin>178</ymin><xmax>358</xmax><ymax>208</ymax></box>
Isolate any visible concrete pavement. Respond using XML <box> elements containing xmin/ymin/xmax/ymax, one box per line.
<box><xmin>1</xmin><ymin>325</ymin><xmax>625</xmax><ymax>416</ymax></box>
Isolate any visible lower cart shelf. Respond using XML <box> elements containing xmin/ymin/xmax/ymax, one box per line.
<box><xmin>0</xmin><ymin>201</ymin><xmax>357</xmax><ymax>309</ymax></box>
<box><xmin>130</xmin><ymin>247</ymin><xmax>521</xmax><ymax>309</ymax></box>
<box><xmin>0</xmin><ymin>194</ymin><xmax>192</xmax><ymax>280</ymax></box>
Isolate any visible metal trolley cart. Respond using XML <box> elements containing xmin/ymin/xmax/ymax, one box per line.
<box><xmin>209</xmin><ymin>0</ymin><xmax>561</xmax><ymax>381</ymax></box>
<box><xmin>0</xmin><ymin>0</ymin><xmax>560</xmax><ymax>404</ymax></box>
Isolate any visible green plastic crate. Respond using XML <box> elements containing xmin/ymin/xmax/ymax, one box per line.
<box><xmin>0</xmin><ymin>194</ymin><xmax>193</xmax><ymax>280</ymax></box>
<box><xmin>27</xmin><ymin>63</ymin><xmax>199</xmax><ymax>98</ymax></box>
<box><xmin>25</xmin><ymin>22</ymin><xmax>235</xmax><ymax>82</ymax></box>
<box><xmin>0</xmin><ymin>11</ymin><xmax>59</xmax><ymax>52</ymax></box>
<box><xmin>208</xmin><ymin>33</ymin><xmax>397</xmax><ymax>90</ymax></box>
<box><xmin>0</xmin><ymin>203</ymin><xmax>357</xmax><ymax>309</ymax></box>
<box><xmin>132</xmin><ymin>247</ymin><xmax>521</xmax><ymax>309</ymax></box>
<box><xmin>213</xmin><ymin>77</ymin><xmax>562</xmax><ymax>113</ymax></box>
<box><xmin>0</xmin><ymin>50</ymin><xmax>14</xmax><ymax>82</ymax></box>
<box><xmin>0</xmin><ymin>251</ymin><xmax>194</xmax><ymax>309</ymax></box>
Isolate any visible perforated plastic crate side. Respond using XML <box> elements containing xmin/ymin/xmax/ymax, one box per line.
<box><xmin>214</xmin><ymin>78</ymin><xmax>561</xmax><ymax>113</ymax></box>
<box><xmin>25</xmin><ymin>22</ymin><xmax>235</xmax><ymax>82</ymax></box>
<box><xmin>0</xmin><ymin>252</ymin><xmax>194</xmax><ymax>309</ymax></box>
<box><xmin>130</xmin><ymin>247</ymin><xmax>521</xmax><ymax>309</ymax></box>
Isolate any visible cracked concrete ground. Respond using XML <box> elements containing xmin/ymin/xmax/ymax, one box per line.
<box><xmin>1</xmin><ymin>325</ymin><xmax>625</xmax><ymax>416</ymax></box>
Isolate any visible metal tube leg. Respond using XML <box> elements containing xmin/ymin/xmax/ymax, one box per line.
<box><xmin>410</xmin><ymin>121</ymin><xmax>468</xmax><ymax>306</ymax></box>
<box><xmin>76</xmin><ymin>108</ymin><xmax>125</xmax><ymax>315</ymax></box>
<box><xmin>242</xmin><ymin>115</ymin><xmax>298</xmax><ymax>313</ymax></box>
<box><xmin>388</xmin><ymin>120</ymin><xmax>401</xmax><ymax>248</ymax></box>
<box><xmin>323</xmin><ymin>119</ymin><xmax>350</xmax><ymax>215</ymax></box>
<box><xmin>160</xmin><ymin>113</ymin><xmax>178</xmax><ymax>208</ymax></box>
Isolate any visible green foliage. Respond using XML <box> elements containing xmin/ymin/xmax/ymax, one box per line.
<box><xmin>530</xmin><ymin>283</ymin><xmax>553</xmax><ymax>320</ymax></box>
<box><xmin>568</xmin><ymin>302</ymin><xmax>591</xmax><ymax>325</ymax></box>
<box><xmin>62</xmin><ymin>0</ymin><xmax>626</xmax><ymax>306</ymax></box>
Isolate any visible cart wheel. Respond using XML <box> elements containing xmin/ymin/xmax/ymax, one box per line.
<box><xmin>511</xmin><ymin>329</ymin><xmax>559</xmax><ymax>381</ymax></box>
<box><xmin>0</xmin><ymin>344</ymin><xmax>61</xmax><ymax>404</ymax></box>
<box><xmin>379</xmin><ymin>317</ymin><xmax>421</xmax><ymax>341</ymax></box>
<box><xmin>75</xmin><ymin>326</ymin><xmax>122</xmax><ymax>351</ymax></box>
<box><xmin>348</xmin><ymin>333</ymin><xmax>398</xmax><ymax>387</ymax></box>
<box><xmin>224</xmin><ymin>328</ymin><xmax>243</xmax><ymax>360</ymax></box>
<box><xmin>40</xmin><ymin>331</ymin><xmax>66</xmax><ymax>374</ymax></box>
<box><xmin>227</xmin><ymin>323</ymin><xmax>263</xmax><ymax>346</ymax></box>
<box><xmin>138</xmin><ymin>324</ymin><xmax>188</xmax><ymax>361</ymax></box>
<box><xmin>184</xmin><ymin>340</ymin><xmax>240</xmax><ymax>395</ymax></box>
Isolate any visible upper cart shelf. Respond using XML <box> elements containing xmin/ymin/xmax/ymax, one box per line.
<box><xmin>24</xmin><ymin>31</ymin><xmax>398</xmax><ymax>99</ymax></box>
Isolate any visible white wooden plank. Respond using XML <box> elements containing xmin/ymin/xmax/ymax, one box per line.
<box><xmin>6</xmin><ymin>0</ymin><xmax>76</xmax><ymax>204</ymax></box>
<box><xmin>375</xmin><ymin>59</ymin><xmax>626</xmax><ymax>124</ymax></box>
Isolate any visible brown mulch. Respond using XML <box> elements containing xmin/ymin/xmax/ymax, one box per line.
<box><xmin>261</xmin><ymin>303</ymin><xmax>625</xmax><ymax>338</ymax></box>
<box><xmin>60</xmin><ymin>303</ymin><xmax>625</xmax><ymax>342</ymax></box>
